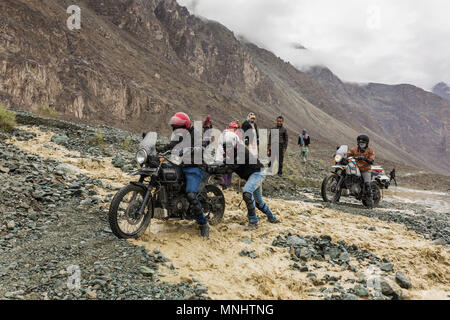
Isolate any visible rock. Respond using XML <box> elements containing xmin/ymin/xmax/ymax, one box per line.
<box><xmin>140</xmin><ymin>266</ymin><xmax>155</xmax><ymax>277</ymax></box>
<box><xmin>7</xmin><ymin>221</ymin><xmax>16</xmax><ymax>230</ymax></box>
<box><xmin>395</xmin><ymin>271</ymin><xmax>412</xmax><ymax>289</ymax></box>
<box><xmin>380</xmin><ymin>279</ymin><xmax>394</xmax><ymax>296</ymax></box>
<box><xmin>296</xmin><ymin>247</ymin><xmax>312</xmax><ymax>261</ymax></box>
<box><xmin>325</xmin><ymin>247</ymin><xmax>340</xmax><ymax>260</ymax></box>
<box><xmin>287</xmin><ymin>235</ymin><xmax>307</xmax><ymax>247</ymax></box>
<box><xmin>0</xmin><ymin>166</ymin><xmax>10</xmax><ymax>174</ymax></box>
<box><xmin>55</xmin><ymin>163</ymin><xmax>80</xmax><ymax>176</ymax></box>
<box><xmin>299</xmin><ymin>266</ymin><xmax>309</xmax><ymax>272</ymax></box>
<box><xmin>432</xmin><ymin>238</ymin><xmax>446</xmax><ymax>246</ymax></box>
<box><xmin>51</xmin><ymin>134</ymin><xmax>70</xmax><ymax>145</ymax></box>
<box><xmin>380</xmin><ymin>263</ymin><xmax>394</xmax><ymax>272</ymax></box>
<box><xmin>339</xmin><ymin>252</ymin><xmax>350</xmax><ymax>263</ymax></box>
<box><xmin>242</xmin><ymin>237</ymin><xmax>252</xmax><ymax>245</ymax></box>
<box><xmin>112</xmin><ymin>157</ymin><xmax>126</xmax><ymax>168</ymax></box>
<box><xmin>80</xmin><ymin>198</ymin><xmax>92</xmax><ymax>206</ymax></box>
<box><xmin>354</xmin><ymin>286</ymin><xmax>369</xmax><ymax>297</ymax></box>
<box><xmin>342</xmin><ymin>293</ymin><xmax>358</xmax><ymax>300</ymax></box>
<box><xmin>248</xmin><ymin>252</ymin><xmax>258</xmax><ymax>259</ymax></box>
<box><xmin>86</xmin><ymin>291</ymin><xmax>97</xmax><ymax>299</ymax></box>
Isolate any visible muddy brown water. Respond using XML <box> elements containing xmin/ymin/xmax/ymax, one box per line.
<box><xmin>8</xmin><ymin>126</ymin><xmax>450</xmax><ymax>300</ymax></box>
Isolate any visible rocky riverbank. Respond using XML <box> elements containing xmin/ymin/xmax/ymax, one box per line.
<box><xmin>1</xmin><ymin>110</ymin><xmax>449</xmax><ymax>300</ymax></box>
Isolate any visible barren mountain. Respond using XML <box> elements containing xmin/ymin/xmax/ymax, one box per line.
<box><xmin>433</xmin><ymin>82</ymin><xmax>450</xmax><ymax>101</ymax></box>
<box><xmin>0</xmin><ymin>0</ymin><xmax>449</xmax><ymax>174</ymax></box>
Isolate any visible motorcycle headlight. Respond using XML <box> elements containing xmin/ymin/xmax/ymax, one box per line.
<box><xmin>136</xmin><ymin>149</ymin><xmax>148</xmax><ymax>165</ymax></box>
<box><xmin>335</xmin><ymin>154</ymin><xmax>343</xmax><ymax>163</ymax></box>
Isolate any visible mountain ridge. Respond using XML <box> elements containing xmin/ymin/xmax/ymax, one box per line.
<box><xmin>0</xmin><ymin>0</ymin><xmax>448</xmax><ymax>174</ymax></box>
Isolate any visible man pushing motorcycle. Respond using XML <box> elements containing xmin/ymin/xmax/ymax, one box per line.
<box><xmin>212</xmin><ymin>131</ymin><xmax>280</xmax><ymax>230</ymax></box>
<box><xmin>157</xmin><ymin>112</ymin><xmax>210</xmax><ymax>238</ymax></box>
<box><xmin>347</xmin><ymin>134</ymin><xmax>375</xmax><ymax>209</ymax></box>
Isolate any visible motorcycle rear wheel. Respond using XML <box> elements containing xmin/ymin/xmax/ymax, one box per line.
<box><xmin>322</xmin><ymin>174</ymin><xmax>341</xmax><ymax>203</ymax></box>
<box><xmin>108</xmin><ymin>184</ymin><xmax>152</xmax><ymax>239</ymax></box>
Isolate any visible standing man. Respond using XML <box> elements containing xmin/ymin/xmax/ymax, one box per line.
<box><xmin>298</xmin><ymin>129</ymin><xmax>311</xmax><ymax>163</ymax></box>
<box><xmin>268</xmin><ymin>116</ymin><xmax>289</xmax><ymax>177</ymax></box>
<box><xmin>241</xmin><ymin>113</ymin><xmax>259</xmax><ymax>157</ymax></box>
<box><xmin>389</xmin><ymin>168</ymin><xmax>398</xmax><ymax>187</ymax></box>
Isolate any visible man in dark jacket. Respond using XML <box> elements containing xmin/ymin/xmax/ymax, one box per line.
<box><xmin>389</xmin><ymin>168</ymin><xmax>398</xmax><ymax>187</ymax></box>
<box><xmin>157</xmin><ymin>112</ymin><xmax>210</xmax><ymax>238</ymax></box>
<box><xmin>241</xmin><ymin>113</ymin><xmax>259</xmax><ymax>156</ymax></box>
<box><xmin>268</xmin><ymin>116</ymin><xmax>289</xmax><ymax>177</ymax></box>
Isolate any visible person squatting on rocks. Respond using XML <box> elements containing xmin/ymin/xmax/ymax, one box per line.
<box><xmin>389</xmin><ymin>168</ymin><xmax>398</xmax><ymax>187</ymax></box>
<box><xmin>347</xmin><ymin>134</ymin><xmax>376</xmax><ymax>209</ymax></box>
<box><xmin>298</xmin><ymin>129</ymin><xmax>311</xmax><ymax>163</ymax></box>
<box><xmin>156</xmin><ymin>112</ymin><xmax>210</xmax><ymax>238</ymax></box>
<box><xmin>268</xmin><ymin>116</ymin><xmax>289</xmax><ymax>177</ymax></box>
<box><xmin>213</xmin><ymin>131</ymin><xmax>280</xmax><ymax>231</ymax></box>
<box><xmin>241</xmin><ymin>112</ymin><xmax>259</xmax><ymax>157</ymax></box>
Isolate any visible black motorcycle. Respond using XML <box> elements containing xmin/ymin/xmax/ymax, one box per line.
<box><xmin>321</xmin><ymin>145</ymin><xmax>381</xmax><ymax>208</ymax></box>
<box><xmin>108</xmin><ymin>133</ymin><xmax>226</xmax><ymax>239</ymax></box>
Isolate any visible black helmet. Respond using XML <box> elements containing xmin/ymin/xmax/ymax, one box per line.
<box><xmin>357</xmin><ymin>134</ymin><xmax>370</xmax><ymax>152</ymax></box>
<box><xmin>357</xmin><ymin>134</ymin><xmax>370</xmax><ymax>144</ymax></box>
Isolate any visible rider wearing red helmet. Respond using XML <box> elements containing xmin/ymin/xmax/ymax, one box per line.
<box><xmin>158</xmin><ymin>112</ymin><xmax>210</xmax><ymax>238</ymax></box>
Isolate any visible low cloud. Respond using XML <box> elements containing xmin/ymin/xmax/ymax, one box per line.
<box><xmin>178</xmin><ymin>0</ymin><xmax>450</xmax><ymax>90</ymax></box>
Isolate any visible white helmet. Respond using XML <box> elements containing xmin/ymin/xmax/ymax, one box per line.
<box><xmin>221</xmin><ymin>130</ymin><xmax>239</xmax><ymax>148</ymax></box>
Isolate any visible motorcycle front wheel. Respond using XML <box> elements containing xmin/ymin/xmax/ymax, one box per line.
<box><xmin>199</xmin><ymin>185</ymin><xmax>225</xmax><ymax>225</ymax></box>
<box><xmin>362</xmin><ymin>184</ymin><xmax>382</xmax><ymax>208</ymax></box>
<box><xmin>321</xmin><ymin>174</ymin><xmax>341</xmax><ymax>203</ymax></box>
<box><xmin>108</xmin><ymin>184</ymin><xmax>152</xmax><ymax>239</ymax></box>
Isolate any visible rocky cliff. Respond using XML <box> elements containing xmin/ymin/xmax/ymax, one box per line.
<box><xmin>0</xmin><ymin>0</ymin><xmax>449</xmax><ymax>174</ymax></box>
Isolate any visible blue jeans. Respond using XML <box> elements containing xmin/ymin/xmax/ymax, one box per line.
<box><xmin>243</xmin><ymin>171</ymin><xmax>276</xmax><ymax>223</ymax></box>
<box><xmin>183</xmin><ymin>167</ymin><xmax>207</xmax><ymax>225</ymax></box>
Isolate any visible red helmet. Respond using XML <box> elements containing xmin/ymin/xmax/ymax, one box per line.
<box><xmin>227</xmin><ymin>121</ymin><xmax>239</xmax><ymax>130</ymax></box>
<box><xmin>169</xmin><ymin>112</ymin><xmax>191</xmax><ymax>130</ymax></box>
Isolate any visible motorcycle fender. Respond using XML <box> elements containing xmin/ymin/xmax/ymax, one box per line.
<box><xmin>130</xmin><ymin>181</ymin><xmax>148</xmax><ymax>191</ymax></box>
<box><xmin>129</xmin><ymin>168</ymin><xmax>157</xmax><ymax>177</ymax></box>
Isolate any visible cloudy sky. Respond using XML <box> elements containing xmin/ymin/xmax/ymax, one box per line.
<box><xmin>178</xmin><ymin>0</ymin><xmax>450</xmax><ymax>91</ymax></box>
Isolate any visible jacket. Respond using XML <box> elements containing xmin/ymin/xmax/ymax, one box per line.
<box><xmin>157</xmin><ymin>126</ymin><xmax>205</xmax><ymax>168</ymax></box>
<box><xmin>241</xmin><ymin>120</ymin><xmax>260</xmax><ymax>148</ymax></box>
<box><xmin>226</xmin><ymin>146</ymin><xmax>264</xmax><ymax>181</ymax></box>
<box><xmin>347</xmin><ymin>146</ymin><xmax>375</xmax><ymax>173</ymax></box>
<box><xmin>269</xmin><ymin>126</ymin><xmax>289</xmax><ymax>151</ymax></box>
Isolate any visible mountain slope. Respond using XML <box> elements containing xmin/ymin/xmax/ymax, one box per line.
<box><xmin>433</xmin><ymin>82</ymin><xmax>450</xmax><ymax>101</ymax></box>
<box><xmin>0</xmin><ymin>0</ymin><xmax>448</xmax><ymax>174</ymax></box>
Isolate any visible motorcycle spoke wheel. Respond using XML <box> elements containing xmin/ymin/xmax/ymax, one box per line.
<box><xmin>109</xmin><ymin>185</ymin><xmax>152</xmax><ymax>239</ymax></box>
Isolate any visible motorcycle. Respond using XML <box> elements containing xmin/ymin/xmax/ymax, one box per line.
<box><xmin>108</xmin><ymin>133</ymin><xmax>226</xmax><ymax>239</ymax></box>
<box><xmin>321</xmin><ymin>145</ymin><xmax>381</xmax><ymax>208</ymax></box>
<box><xmin>371</xmin><ymin>166</ymin><xmax>390</xmax><ymax>190</ymax></box>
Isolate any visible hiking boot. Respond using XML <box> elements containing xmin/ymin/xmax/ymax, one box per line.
<box><xmin>244</xmin><ymin>222</ymin><xmax>259</xmax><ymax>231</ymax></box>
<box><xmin>199</xmin><ymin>223</ymin><xmax>210</xmax><ymax>238</ymax></box>
<box><xmin>268</xmin><ymin>217</ymin><xmax>280</xmax><ymax>224</ymax></box>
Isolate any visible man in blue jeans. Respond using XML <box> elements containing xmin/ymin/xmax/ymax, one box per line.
<box><xmin>157</xmin><ymin>112</ymin><xmax>210</xmax><ymax>238</ymax></box>
<box><xmin>218</xmin><ymin>131</ymin><xmax>279</xmax><ymax>231</ymax></box>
